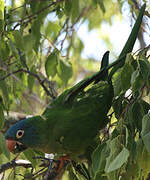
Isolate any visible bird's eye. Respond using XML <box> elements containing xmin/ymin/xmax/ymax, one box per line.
<box><xmin>16</xmin><ymin>130</ymin><xmax>24</xmax><ymax>139</ymax></box>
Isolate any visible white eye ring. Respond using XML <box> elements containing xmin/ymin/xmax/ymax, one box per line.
<box><xmin>16</xmin><ymin>130</ymin><xmax>24</xmax><ymax>139</ymax></box>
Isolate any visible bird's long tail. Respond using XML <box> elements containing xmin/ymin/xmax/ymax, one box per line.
<box><xmin>65</xmin><ymin>4</ymin><xmax>145</xmax><ymax>103</ymax></box>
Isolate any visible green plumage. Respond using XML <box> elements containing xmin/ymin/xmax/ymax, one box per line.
<box><xmin>39</xmin><ymin>51</ymin><xmax>112</xmax><ymax>156</ymax></box>
<box><xmin>42</xmin><ymin>80</ymin><xmax>113</xmax><ymax>156</ymax></box>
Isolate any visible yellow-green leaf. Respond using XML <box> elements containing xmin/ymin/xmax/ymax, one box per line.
<box><xmin>0</xmin><ymin>103</ymin><xmax>4</xmax><ymax>130</ymax></box>
<box><xmin>0</xmin><ymin>132</ymin><xmax>10</xmax><ymax>159</ymax></box>
<box><xmin>45</xmin><ymin>53</ymin><xmax>58</xmax><ymax>77</ymax></box>
<box><xmin>0</xmin><ymin>0</ymin><xmax>4</xmax><ymax>20</ymax></box>
<box><xmin>57</xmin><ymin>59</ymin><xmax>72</xmax><ymax>85</ymax></box>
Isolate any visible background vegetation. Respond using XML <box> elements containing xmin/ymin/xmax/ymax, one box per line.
<box><xmin>0</xmin><ymin>0</ymin><xmax>150</xmax><ymax>179</ymax></box>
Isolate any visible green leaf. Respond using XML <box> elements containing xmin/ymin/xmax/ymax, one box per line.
<box><xmin>112</xmin><ymin>95</ymin><xmax>123</xmax><ymax>119</ymax></box>
<box><xmin>64</xmin><ymin>0</ymin><xmax>72</xmax><ymax>16</ymax></box>
<box><xmin>23</xmin><ymin>34</ymin><xmax>35</xmax><ymax>53</ymax></box>
<box><xmin>12</xmin><ymin>30</ymin><xmax>24</xmax><ymax>51</ymax></box>
<box><xmin>141</xmin><ymin>113</ymin><xmax>150</xmax><ymax>153</ymax></box>
<box><xmin>0</xmin><ymin>0</ymin><xmax>4</xmax><ymax>20</ymax></box>
<box><xmin>105</xmin><ymin>147</ymin><xmax>129</xmax><ymax>173</ymax></box>
<box><xmin>121</xmin><ymin>63</ymin><xmax>133</xmax><ymax>91</ymax></box>
<box><xmin>131</xmin><ymin>69</ymin><xmax>144</xmax><ymax>93</ymax></box>
<box><xmin>105</xmin><ymin>136</ymin><xmax>123</xmax><ymax>173</ymax></box>
<box><xmin>139</xmin><ymin>60</ymin><xmax>150</xmax><ymax>80</ymax></box>
<box><xmin>45</xmin><ymin>52</ymin><xmax>58</xmax><ymax>77</ymax></box>
<box><xmin>112</xmin><ymin>70</ymin><xmax>122</xmax><ymax>96</ymax></box>
<box><xmin>71</xmin><ymin>0</ymin><xmax>79</xmax><ymax>23</ymax></box>
<box><xmin>23</xmin><ymin>149</ymin><xmax>37</xmax><ymax>167</ymax></box>
<box><xmin>0</xmin><ymin>132</ymin><xmax>10</xmax><ymax>159</ymax></box>
<box><xmin>31</xmin><ymin>20</ymin><xmax>41</xmax><ymax>52</ymax></box>
<box><xmin>92</xmin><ymin>143</ymin><xmax>109</xmax><ymax>176</ymax></box>
<box><xmin>94</xmin><ymin>172</ymin><xmax>107</xmax><ymax>180</ymax></box>
<box><xmin>99</xmin><ymin>0</ymin><xmax>105</xmax><ymax>13</ymax></box>
<box><xmin>127</xmin><ymin>101</ymin><xmax>145</xmax><ymax>131</ymax></box>
<box><xmin>94</xmin><ymin>0</ymin><xmax>105</xmax><ymax>13</ymax></box>
<box><xmin>136</xmin><ymin>139</ymin><xmax>150</xmax><ymax>179</ymax></box>
<box><xmin>57</xmin><ymin>59</ymin><xmax>72</xmax><ymax>85</ymax></box>
<box><xmin>64</xmin><ymin>0</ymin><xmax>79</xmax><ymax>23</ymax></box>
<box><xmin>131</xmin><ymin>69</ymin><xmax>139</xmax><ymax>85</ymax></box>
<box><xmin>0</xmin><ymin>99</ymin><xmax>4</xmax><ymax>130</ymax></box>
<box><xmin>45</xmin><ymin>22</ymin><xmax>61</xmax><ymax>40</ymax></box>
<box><xmin>0</xmin><ymin>78</ymin><xmax>10</xmax><ymax>111</ymax></box>
<box><xmin>27</xmin><ymin>66</ymin><xmax>36</xmax><ymax>92</ymax></box>
<box><xmin>8</xmin><ymin>39</ymin><xmax>19</xmax><ymax>60</ymax></box>
<box><xmin>0</xmin><ymin>38</ymin><xmax>10</xmax><ymax>59</ymax></box>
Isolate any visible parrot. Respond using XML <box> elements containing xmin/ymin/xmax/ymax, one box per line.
<box><xmin>5</xmin><ymin>3</ymin><xmax>145</xmax><ymax>174</ymax></box>
<box><xmin>5</xmin><ymin>51</ymin><xmax>113</xmax><ymax>159</ymax></box>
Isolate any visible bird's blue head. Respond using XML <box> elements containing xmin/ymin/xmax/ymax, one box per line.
<box><xmin>5</xmin><ymin>116</ymin><xmax>46</xmax><ymax>153</ymax></box>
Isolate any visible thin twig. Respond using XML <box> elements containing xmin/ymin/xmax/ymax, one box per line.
<box><xmin>0</xmin><ymin>68</ymin><xmax>56</xmax><ymax>99</ymax></box>
<box><xmin>18</xmin><ymin>50</ymin><xmax>29</xmax><ymax>71</ymax></box>
<box><xmin>60</xmin><ymin>19</ymin><xmax>69</xmax><ymax>51</ymax></box>
<box><xmin>9</xmin><ymin>0</ymin><xmax>65</xmax><ymax>25</ymax></box>
<box><xmin>71</xmin><ymin>6</ymin><xmax>92</xmax><ymax>29</ymax></box>
<box><xmin>10</xmin><ymin>5</ymin><xmax>25</xmax><ymax>12</ymax></box>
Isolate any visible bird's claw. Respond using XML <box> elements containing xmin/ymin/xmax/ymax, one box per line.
<box><xmin>32</xmin><ymin>156</ymin><xmax>91</xmax><ymax>180</ymax></box>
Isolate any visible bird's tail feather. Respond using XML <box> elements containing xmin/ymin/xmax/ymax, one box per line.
<box><xmin>63</xmin><ymin>4</ymin><xmax>145</xmax><ymax>103</ymax></box>
<box><xmin>94</xmin><ymin>51</ymin><xmax>109</xmax><ymax>83</ymax></box>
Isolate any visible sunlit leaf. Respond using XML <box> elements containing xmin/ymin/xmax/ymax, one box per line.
<box><xmin>92</xmin><ymin>143</ymin><xmax>109</xmax><ymax>176</ymax></box>
<box><xmin>27</xmin><ymin>66</ymin><xmax>36</xmax><ymax>92</ymax></box>
<box><xmin>0</xmin><ymin>38</ymin><xmax>10</xmax><ymax>59</ymax></box>
<box><xmin>0</xmin><ymin>97</ymin><xmax>4</xmax><ymax>130</ymax></box>
<box><xmin>23</xmin><ymin>34</ymin><xmax>35</xmax><ymax>53</ymax></box>
<box><xmin>23</xmin><ymin>149</ymin><xmax>37</xmax><ymax>168</ymax></box>
<box><xmin>0</xmin><ymin>78</ymin><xmax>10</xmax><ymax>111</ymax></box>
<box><xmin>0</xmin><ymin>0</ymin><xmax>4</xmax><ymax>19</ymax></box>
<box><xmin>139</xmin><ymin>59</ymin><xmax>150</xmax><ymax>80</ymax></box>
<box><xmin>141</xmin><ymin>113</ymin><xmax>150</xmax><ymax>153</ymax></box>
<box><xmin>45</xmin><ymin>21</ymin><xmax>61</xmax><ymax>40</ymax></box>
<box><xmin>105</xmin><ymin>147</ymin><xmax>129</xmax><ymax>173</ymax></box>
<box><xmin>121</xmin><ymin>63</ymin><xmax>133</xmax><ymax>91</ymax></box>
<box><xmin>105</xmin><ymin>136</ymin><xmax>123</xmax><ymax>173</ymax></box>
<box><xmin>94</xmin><ymin>0</ymin><xmax>106</xmax><ymax>13</ymax></box>
<box><xmin>8</xmin><ymin>39</ymin><xmax>19</xmax><ymax>60</ymax></box>
<box><xmin>13</xmin><ymin>30</ymin><xmax>24</xmax><ymax>51</ymax></box>
<box><xmin>0</xmin><ymin>0</ymin><xmax>4</xmax><ymax>31</ymax></box>
<box><xmin>71</xmin><ymin>0</ymin><xmax>79</xmax><ymax>23</ymax></box>
<box><xmin>57</xmin><ymin>59</ymin><xmax>72</xmax><ymax>85</ymax></box>
<box><xmin>131</xmin><ymin>69</ymin><xmax>144</xmax><ymax>93</ymax></box>
<box><xmin>136</xmin><ymin>139</ymin><xmax>150</xmax><ymax>179</ymax></box>
<box><xmin>0</xmin><ymin>132</ymin><xmax>10</xmax><ymax>159</ymax></box>
<box><xmin>45</xmin><ymin>52</ymin><xmax>58</xmax><ymax>77</ymax></box>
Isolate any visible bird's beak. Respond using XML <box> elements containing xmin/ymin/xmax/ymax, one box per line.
<box><xmin>6</xmin><ymin>139</ymin><xmax>27</xmax><ymax>153</ymax></box>
<box><xmin>6</xmin><ymin>139</ymin><xmax>16</xmax><ymax>153</ymax></box>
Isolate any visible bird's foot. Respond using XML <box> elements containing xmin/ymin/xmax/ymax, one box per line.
<box><xmin>54</xmin><ymin>155</ymin><xmax>70</xmax><ymax>172</ymax></box>
<box><xmin>33</xmin><ymin>156</ymin><xmax>91</xmax><ymax>179</ymax></box>
<box><xmin>43</xmin><ymin>155</ymin><xmax>70</xmax><ymax>180</ymax></box>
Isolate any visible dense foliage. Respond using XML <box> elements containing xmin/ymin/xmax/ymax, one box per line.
<box><xmin>0</xmin><ymin>0</ymin><xmax>150</xmax><ymax>179</ymax></box>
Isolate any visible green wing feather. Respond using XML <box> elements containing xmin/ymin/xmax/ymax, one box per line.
<box><xmin>42</xmin><ymin>52</ymin><xmax>113</xmax><ymax>155</ymax></box>
<box><xmin>42</xmin><ymin>81</ymin><xmax>112</xmax><ymax>155</ymax></box>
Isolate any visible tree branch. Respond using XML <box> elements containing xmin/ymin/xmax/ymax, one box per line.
<box><xmin>9</xmin><ymin>0</ymin><xmax>65</xmax><ymax>26</ymax></box>
<box><xmin>0</xmin><ymin>159</ymin><xmax>32</xmax><ymax>174</ymax></box>
<box><xmin>0</xmin><ymin>68</ymin><xmax>56</xmax><ymax>99</ymax></box>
